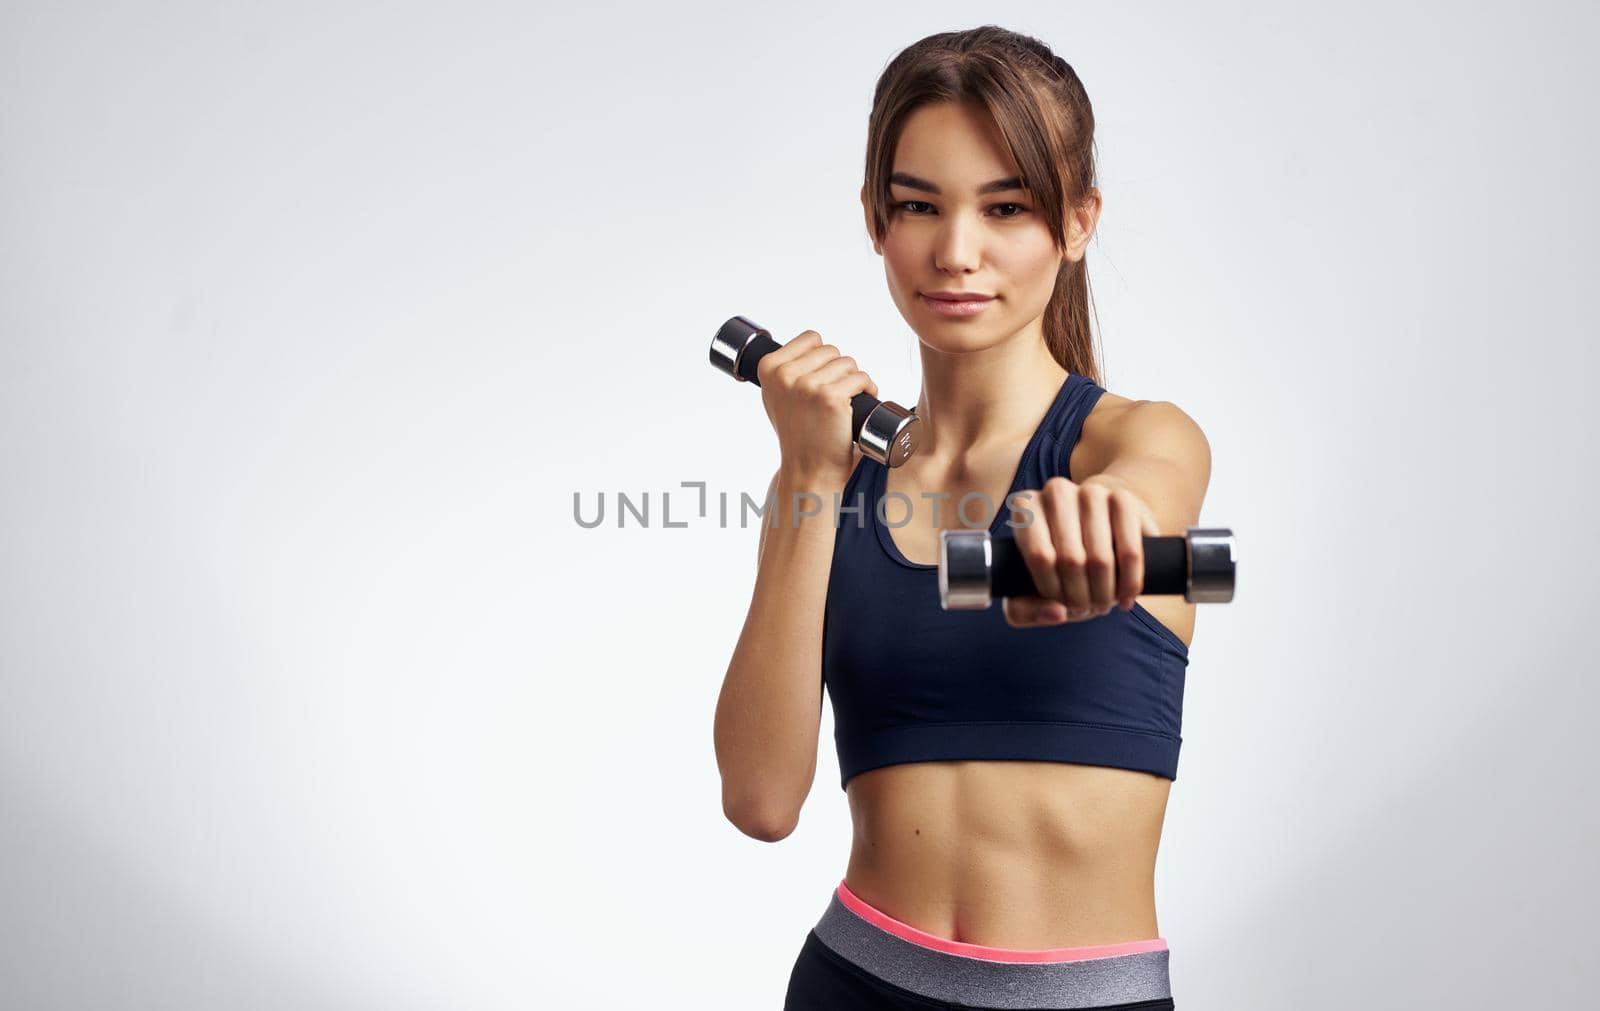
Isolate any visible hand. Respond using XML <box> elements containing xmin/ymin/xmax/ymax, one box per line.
<box><xmin>1001</xmin><ymin>474</ymin><xmax>1163</xmax><ymax>629</ymax></box>
<box><xmin>756</xmin><ymin>330</ymin><xmax>879</xmax><ymax>489</ymax></box>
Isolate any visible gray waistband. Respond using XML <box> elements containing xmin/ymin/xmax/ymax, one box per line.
<box><xmin>812</xmin><ymin>891</ymin><xmax>1172</xmax><ymax>1009</ymax></box>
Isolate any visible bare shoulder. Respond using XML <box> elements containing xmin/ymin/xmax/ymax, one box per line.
<box><xmin>1076</xmin><ymin>390</ymin><xmax>1211</xmax><ymax>485</ymax></box>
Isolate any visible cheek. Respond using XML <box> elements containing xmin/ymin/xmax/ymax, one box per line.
<box><xmin>1026</xmin><ymin>252</ymin><xmax>1063</xmax><ymax>292</ymax></box>
<box><xmin>1010</xmin><ymin>242</ymin><xmax>1064</xmax><ymax>295</ymax></box>
<box><xmin>881</xmin><ymin>239</ymin><xmax>917</xmax><ymax>285</ymax></box>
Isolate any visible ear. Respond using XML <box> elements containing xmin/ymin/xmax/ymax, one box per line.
<box><xmin>1063</xmin><ymin>187</ymin><xmax>1102</xmax><ymax>263</ymax></box>
<box><xmin>861</xmin><ymin>185</ymin><xmax>882</xmax><ymax>256</ymax></box>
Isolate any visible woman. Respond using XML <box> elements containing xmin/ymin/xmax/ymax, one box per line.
<box><xmin>714</xmin><ymin>25</ymin><xmax>1211</xmax><ymax>1010</ymax></box>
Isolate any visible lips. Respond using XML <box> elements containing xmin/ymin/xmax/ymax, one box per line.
<box><xmin>922</xmin><ymin>291</ymin><xmax>994</xmax><ymax>302</ymax></box>
<box><xmin>920</xmin><ymin>293</ymin><xmax>995</xmax><ymax>318</ymax></box>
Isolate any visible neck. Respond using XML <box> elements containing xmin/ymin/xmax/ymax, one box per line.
<box><xmin>911</xmin><ymin>332</ymin><xmax>1068</xmax><ymax>467</ymax></box>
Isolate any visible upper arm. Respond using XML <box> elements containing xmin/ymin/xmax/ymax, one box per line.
<box><xmin>1083</xmin><ymin>400</ymin><xmax>1212</xmax><ymax>536</ymax></box>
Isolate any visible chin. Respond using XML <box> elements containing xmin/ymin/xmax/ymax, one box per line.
<box><xmin>903</xmin><ymin>303</ymin><xmax>1000</xmax><ymax>341</ymax></box>
<box><xmin>910</xmin><ymin>324</ymin><xmax>998</xmax><ymax>354</ymax></box>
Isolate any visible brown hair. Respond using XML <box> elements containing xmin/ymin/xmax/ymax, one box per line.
<box><xmin>863</xmin><ymin>26</ymin><xmax>1103</xmax><ymax>384</ymax></box>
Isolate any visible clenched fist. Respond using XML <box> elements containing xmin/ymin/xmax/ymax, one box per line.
<box><xmin>1001</xmin><ymin>474</ymin><xmax>1162</xmax><ymax>629</ymax></box>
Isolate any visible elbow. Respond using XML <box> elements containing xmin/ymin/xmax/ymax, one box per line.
<box><xmin>722</xmin><ymin>792</ymin><xmax>799</xmax><ymax>843</ymax></box>
<box><xmin>738</xmin><ymin>816</ymin><xmax>799</xmax><ymax>844</ymax></box>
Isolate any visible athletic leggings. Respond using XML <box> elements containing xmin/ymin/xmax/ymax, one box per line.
<box><xmin>784</xmin><ymin>880</ymin><xmax>1175</xmax><ymax>1010</ymax></box>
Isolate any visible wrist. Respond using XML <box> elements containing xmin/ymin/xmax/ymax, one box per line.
<box><xmin>777</xmin><ymin>463</ymin><xmax>849</xmax><ymax>496</ymax></box>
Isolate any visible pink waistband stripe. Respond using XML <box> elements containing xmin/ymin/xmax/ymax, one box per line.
<box><xmin>835</xmin><ymin>880</ymin><xmax>1168</xmax><ymax>964</ymax></box>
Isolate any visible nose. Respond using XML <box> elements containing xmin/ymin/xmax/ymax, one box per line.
<box><xmin>932</xmin><ymin>213</ymin><xmax>981</xmax><ymax>275</ymax></box>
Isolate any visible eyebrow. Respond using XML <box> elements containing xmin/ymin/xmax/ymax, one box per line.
<box><xmin>888</xmin><ymin>171</ymin><xmax>1026</xmax><ymax>195</ymax></box>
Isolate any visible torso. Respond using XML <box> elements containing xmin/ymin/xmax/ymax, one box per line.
<box><xmin>841</xmin><ymin>387</ymin><xmax>1195</xmax><ymax>948</ymax></box>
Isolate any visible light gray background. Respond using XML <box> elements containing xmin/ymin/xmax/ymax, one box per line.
<box><xmin>3</xmin><ymin>1</ymin><xmax>1595</xmax><ymax>1008</ymax></box>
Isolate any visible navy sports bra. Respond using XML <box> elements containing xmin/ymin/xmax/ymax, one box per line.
<box><xmin>820</xmin><ymin>371</ymin><xmax>1190</xmax><ymax>789</ymax></box>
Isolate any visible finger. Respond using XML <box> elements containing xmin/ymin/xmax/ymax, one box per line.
<box><xmin>1003</xmin><ymin>595</ymin><xmax>1068</xmax><ymax>628</ymax></box>
<box><xmin>789</xmin><ymin>330</ymin><xmax>824</xmax><ymax>351</ymax></box>
<box><xmin>1042</xmin><ymin>478</ymin><xmax>1087</xmax><ymax>614</ymax></box>
<box><xmin>780</xmin><ymin>343</ymin><xmax>845</xmax><ymax>384</ymax></box>
<box><xmin>756</xmin><ymin>330</ymin><xmax>822</xmax><ymax>384</ymax></box>
<box><xmin>1078</xmin><ymin>484</ymin><xmax>1117</xmax><ymax>613</ymax></box>
<box><xmin>1108</xmin><ymin>489</ymin><xmax>1145</xmax><ymax>611</ymax></box>
<box><xmin>1008</xmin><ymin>489</ymin><xmax>1064</xmax><ymax>606</ymax></box>
<box><xmin>803</xmin><ymin>355</ymin><xmax>859</xmax><ymax>391</ymax></box>
<box><xmin>821</xmin><ymin>369</ymin><xmax>876</xmax><ymax>402</ymax></box>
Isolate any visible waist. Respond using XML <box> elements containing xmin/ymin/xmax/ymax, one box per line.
<box><xmin>844</xmin><ymin>760</ymin><xmax>1169</xmax><ymax>947</ymax></box>
<box><xmin>805</xmin><ymin>882</ymin><xmax>1172</xmax><ymax>1007</ymax></box>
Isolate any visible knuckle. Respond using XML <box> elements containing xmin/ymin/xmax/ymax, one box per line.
<box><xmin>1024</xmin><ymin>546</ymin><xmax>1057</xmax><ymax>569</ymax></box>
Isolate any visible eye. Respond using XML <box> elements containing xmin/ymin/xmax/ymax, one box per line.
<box><xmin>891</xmin><ymin>200</ymin><xmax>1031</xmax><ymax>218</ymax></box>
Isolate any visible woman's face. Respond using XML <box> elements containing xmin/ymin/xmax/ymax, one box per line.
<box><xmin>866</xmin><ymin>101</ymin><xmax>1089</xmax><ymax>354</ymax></box>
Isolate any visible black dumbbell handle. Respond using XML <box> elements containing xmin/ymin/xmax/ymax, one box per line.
<box><xmin>991</xmin><ymin>533</ymin><xmax>1189</xmax><ymax>597</ymax></box>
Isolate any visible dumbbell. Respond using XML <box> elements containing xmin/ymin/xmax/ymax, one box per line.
<box><xmin>709</xmin><ymin>315</ymin><xmax>921</xmax><ymax>468</ymax></box>
<box><xmin>938</xmin><ymin>527</ymin><xmax>1237</xmax><ymax>610</ymax></box>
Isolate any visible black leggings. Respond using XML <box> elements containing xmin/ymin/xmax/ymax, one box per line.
<box><xmin>784</xmin><ymin>882</ymin><xmax>1176</xmax><ymax>1010</ymax></box>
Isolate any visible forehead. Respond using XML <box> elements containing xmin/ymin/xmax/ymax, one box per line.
<box><xmin>892</xmin><ymin>102</ymin><xmax>1018</xmax><ymax>183</ymax></box>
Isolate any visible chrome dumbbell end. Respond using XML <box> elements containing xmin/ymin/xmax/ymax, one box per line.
<box><xmin>938</xmin><ymin>528</ymin><xmax>993</xmax><ymax>611</ymax></box>
<box><xmin>709</xmin><ymin>315</ymin><xmax>765</xmax><ymax>382</ymax></box>
<box><xmin>860</xmin><ymin>403</ymin><xmax>921</xmax><ymax>468</ymax></box>
<box><xmin>1185</xmin><ymin>528</ymin><xmax>1236</xmax><ymax>604</ymax></box>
